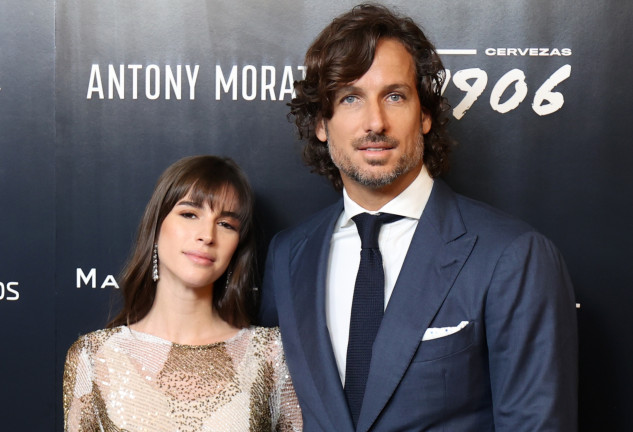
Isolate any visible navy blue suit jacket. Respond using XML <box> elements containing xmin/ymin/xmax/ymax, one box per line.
<box><xmin>260</xmin><ymin>180</ymin><xmax>578</xmax><ymax>431</ymax></box>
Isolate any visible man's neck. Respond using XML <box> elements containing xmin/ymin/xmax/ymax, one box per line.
<box><xmin>342</xmin><ymin>164</ymin><xmax>423</xmax><ymax>211</ymax></box>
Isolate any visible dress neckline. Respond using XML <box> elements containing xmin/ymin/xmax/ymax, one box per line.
<box><xmin>124</xmin><ymin>325</ymin><xmax>247</xmax><ymax>348</ymax></box>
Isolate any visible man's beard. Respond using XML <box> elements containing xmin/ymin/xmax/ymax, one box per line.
<box><xmin>328</xmin><ymin>130</ymin><xmax>425</xmax><ymax>189</ymax></box>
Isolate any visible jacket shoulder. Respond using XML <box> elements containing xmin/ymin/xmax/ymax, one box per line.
<box><xmin>272</xmin><ymin>199</ymin><xmax>342</xmax><ymax>246</ymax></box>
<box><xmin>455</xmin><ymin>193</ymin><xmax>535</xmax><ymax>237</ymax></box>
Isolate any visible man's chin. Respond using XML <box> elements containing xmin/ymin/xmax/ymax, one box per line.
<box><xmin>365</xmin><ymin>159</ymin><xmax>389</xmax><ymax>167</ymax></box>
<box><xmin>351</xmin><ymin>170</ymin><xmax>399</xmax><ymax>189</ymax></box>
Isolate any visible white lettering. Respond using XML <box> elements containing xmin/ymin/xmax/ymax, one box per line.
<box><xmin>297</xmin><ymin>65</ymin><xmax>307</xmax><ymax>80</ymax></box>
<box><xmin>145</xmin><ymin>65</ymin><xmax>160</xmax><ymax>100</ymax></box>
<box><xmin>83</xmin><ymin>62</ymin><xmax>572</xmax><ymax>115</ymax></box>
<box><xmin>451</xmin><ymin>68</ymin><xmax>488</xmax><ymax>120</ymax></box>
<box><xmin>165</xmin><ymin>65</ymin><xmax>181</xmax><ymax>100</ymax></box>
<box><xmin>101</xmin><ymin>275</ymin><xmax>120</xmax><ymax>289</ymax></box>
<box><xmin>76</xmin><ymin>268</ymin><xmax>119</xmax><ymax>289</ymax></box>
<box><xmin>108</xmin><ymin>64</ymin><xmax>125</xmax><ymax>99</ymax></box>
<box><xmin>0</xmin><ymin>282</ymin><xmax>19</xmax><ymax>301</ymax></box>
<box><xmin>242</xmin><ymin>65</ymin><xmax>257</xmax><ymax>101</ymax></box>
<box><xmin>6</xmin><ymin>282</ymin><xmax>19</xmax><ymax>301</ymax></box>
<box><xmin>86</xmin><ymin>64</ymin><xmax>104</xmax><ymax>99</ymax></box>
<box><xmin>444</xmin><ymin>67</ymin><xmax>570</xmax><ymax>118</ymax></box>
<box><xmin>186</xmin><ymin>65</ymin><xmax>199</xmax><ymax>100</ymax></box>
<box><xmin>216</xmin><ymin>65</ymin><xmax>238</xmax><ymax>100</ymax></box>
<box><xmin>279</xmin><ymin>66</ymin><xmax>295</xmax><ymax>100</ymax></box>
<box><xmin>89</xmin><ymin>64</ymin><xmax>198</xmax><ymax>100</ymax></box>
<box><xmin>261</xmin><ymin>65</ymin><xmax>276</xmax><ymax>101</ymax></box>
<box><xmin>128</xmin><ymin>64</ymin><xmax>142</xmax><ymax>99</ymax></box>
<box><xmin>484</xmin><ymin>48</ymin><xmax>572</xmax><ymax>57</ymax></box>
<box><xmin>76</xmin><ymin>268</ymin><xmax>97</xmax><ymax>288</ymax></box>
<box><xmin>490</xmin><ymin>69</ymin><xmax>528</xmax><ymax>114</ymax></box>
<box><xmin>532</xmin><ymin>64</ymin><xmax>571</xmax><ymax>116</ymax></box>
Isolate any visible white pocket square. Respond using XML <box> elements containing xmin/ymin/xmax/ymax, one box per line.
<box><xmin>422</xmin><ymin>321</ymin><xmax>470</xmax><ymax>341</ymax></box>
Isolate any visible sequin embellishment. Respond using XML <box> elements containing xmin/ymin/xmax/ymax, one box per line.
<box><xmin>63</xmin><ymin>326</ymin><xmax>302</xmax><ymax>431</ymax></box>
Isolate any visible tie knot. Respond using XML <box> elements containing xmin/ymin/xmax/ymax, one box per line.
<box><xmin>352</xmin><ymin>212</ymin><xmax>403</xmax><ymax>249</ymax></box>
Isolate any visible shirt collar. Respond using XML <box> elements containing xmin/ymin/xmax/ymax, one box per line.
<box><xmin>339</xmin><ymin>165</ymin><xmax>434</xmax><ymax>228</ymax></box>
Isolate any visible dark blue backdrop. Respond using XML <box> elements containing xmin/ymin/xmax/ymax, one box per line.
<box><xmin>0</xmin><ymin>1</ymin><xmax>631</xmax><ymax>430</ymax></box>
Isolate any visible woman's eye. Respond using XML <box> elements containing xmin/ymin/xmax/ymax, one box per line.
<box><xmin>181</xmin><ymin>212</ymin><xmax>197</xmax><ymax>219</ymax></box>
<box><xmin>219</xmin><ymin>221</ymin><xmax>237</xmax><ymax>231</ymax></box>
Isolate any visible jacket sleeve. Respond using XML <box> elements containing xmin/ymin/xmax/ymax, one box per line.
<box><xmin>259</xmin><ymin>233</ymin><xmax>280</xmax><ymax>327</ymax></box>
<box><xmin>485</xmin><ymin>231</ymin><xmax>578</xmax><ymax>431</ymax></box>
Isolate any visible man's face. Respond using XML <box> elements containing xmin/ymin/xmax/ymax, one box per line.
<box><xmin>316</xmin><ymin>38</ymin><xmax>432</xmax><ymax>193</ymax></box>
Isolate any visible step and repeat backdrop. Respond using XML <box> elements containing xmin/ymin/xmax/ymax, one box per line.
<box><xmin>1</xmin><ymin>0</ymin><xmax>631</xmax><ymax>430</ymax></box>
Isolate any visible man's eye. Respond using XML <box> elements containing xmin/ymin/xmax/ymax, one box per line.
<box><xmin>388</xmin><ymin>94</ymin><xmax>403</xmax><ymax>102</ymax></box>
<box><xmin>342</xmin><ymin>95</ymin><xmax>358</xmax><ymax>104</ymax></box>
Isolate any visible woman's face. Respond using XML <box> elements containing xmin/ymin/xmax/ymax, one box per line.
<box><xmin>156</xmin><ymin>191</ymin><xmax>241</xmax><ymax>292</ymax></box>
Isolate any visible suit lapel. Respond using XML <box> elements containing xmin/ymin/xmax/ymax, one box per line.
<box><xmin>290</xmin><ymin>201</ymin><xmax>356</xmax><ymax>432</ymax></box>
<box><xmin>357</xmin><ymin>180</ymin><xmax>477</xmax><ymax>432</ymax></box>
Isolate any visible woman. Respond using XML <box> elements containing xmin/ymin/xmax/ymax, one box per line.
<box><xmin>63</xmin><ymin>155</ymin><xmax>302</xmax><ymax>432</ymax></box>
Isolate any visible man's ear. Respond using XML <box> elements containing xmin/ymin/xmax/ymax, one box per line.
<box><xmin>315</xmin><ymin>118</ymin><xmax>328</xmax><ymax>142</ymax></box>
<box><xmin>421</xmin><ymin>108</ymin><xmax>432</xmax><ymax>134</ymax></box>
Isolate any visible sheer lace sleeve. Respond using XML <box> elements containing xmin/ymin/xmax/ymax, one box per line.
<box><xmin>63</xmin><ymin>336</ymin><xmax>100</xmax><ymax>432</ymax></box>
<box><xmin>268</xmin><ymin>329</ymin><xmax>303</xmax><ymax>432</ymax></box>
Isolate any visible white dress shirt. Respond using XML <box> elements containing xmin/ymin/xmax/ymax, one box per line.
<box><xmin>326</xmin><ymin>166</ymin><xmax>434</xmax><ymax>384</ymax></box>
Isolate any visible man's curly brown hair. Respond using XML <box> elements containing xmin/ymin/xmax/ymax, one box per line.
<box><xmin>288</xmin><ymin>3</ymin><xmax>453</xmax><ymax>190</ymax></box>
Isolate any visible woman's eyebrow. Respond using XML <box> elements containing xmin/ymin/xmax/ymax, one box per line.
<box><xmin>219</xmin><ymin>210</ymin><xmax>241</xmax><ymax>219</ymax></box>
<box><xmin>176</xmin><ymin>200</ymin><xmax>240</xmax><ymax>219</ymax></box>
<box><xmin>175</xmin><ymin>200</ymin><xmax>202</xmax><ymax>208</ymax></box>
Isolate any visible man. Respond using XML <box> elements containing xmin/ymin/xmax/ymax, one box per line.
<box><xmin>260</xmin><ymin>4</ymin><xmax>577</xmax><ymax>431</ymax></box>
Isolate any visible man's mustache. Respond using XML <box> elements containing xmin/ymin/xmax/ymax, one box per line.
<box><xmin>353</xmin><ymin>132</ymin><xmax>399</xmax><ymax>147</ymax></box>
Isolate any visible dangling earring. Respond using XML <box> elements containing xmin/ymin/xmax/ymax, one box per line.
<box><xmin>152</xmin><ymin>243</ymin><xmax>159</xmax><ymax>282</ymax></box>
<box><xmin>225</xmin><ymin>270</ymin><xmax>232</xmax><ymax>290</ymax></box>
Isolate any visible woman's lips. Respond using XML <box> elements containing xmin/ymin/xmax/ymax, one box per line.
<box><xmin>183</xmin><ymin>251</ymin><xmax>215</xmax><ymax>265</ymax></box>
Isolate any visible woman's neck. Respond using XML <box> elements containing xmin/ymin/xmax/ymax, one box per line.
<box><xmin>130</xmin><ymin>282</ymin><xmax>239</xmax><ymax>345</ymax></box>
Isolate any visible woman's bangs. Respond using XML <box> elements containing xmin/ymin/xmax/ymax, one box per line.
<box><xmin>188</xmin><ymin>179</ymin><xmax>248</xmax><ymax>226</ymax></box>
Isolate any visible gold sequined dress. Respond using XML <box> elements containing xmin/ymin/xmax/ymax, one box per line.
<box><xmin>63</xmin><ymin>326</ymin><xmax>302</xmax><ymax>432</ymax></box>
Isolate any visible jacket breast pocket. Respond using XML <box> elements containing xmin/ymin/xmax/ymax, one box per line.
<box><xmin>411</xmin><ymin>321</ymin><xmax>476</xmax><ymax>363</ymax></box>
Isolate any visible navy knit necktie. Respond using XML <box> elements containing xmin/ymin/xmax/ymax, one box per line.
<box><xmin>344</xmin><ymin>212</ymin><xmax>403</xmax><ymax>426</ymax></box>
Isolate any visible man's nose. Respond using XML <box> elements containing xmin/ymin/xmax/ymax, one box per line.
<box><xmin>363</xmin><ymin>100</ymin><xmax>387</xmax><ymax>134</ymax></box>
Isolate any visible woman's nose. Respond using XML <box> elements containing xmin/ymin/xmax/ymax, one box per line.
<box><xmin>197</xmin><ymin>223</ymin><xmax>214</xmax><ymax>244</ymax></box>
